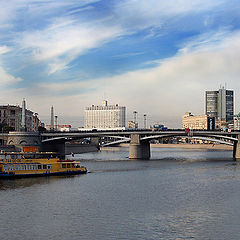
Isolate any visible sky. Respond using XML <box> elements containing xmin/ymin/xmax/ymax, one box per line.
<box><xmin>1</xmin><ymin>0</ymin><xmax>240</xmax><ymax>128</ymax></box>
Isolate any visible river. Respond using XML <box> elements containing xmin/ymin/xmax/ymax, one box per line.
<box><xmin>0</xmin><ymin>147</ymin><xmax>240</xmax><ymax>240</ymax></box>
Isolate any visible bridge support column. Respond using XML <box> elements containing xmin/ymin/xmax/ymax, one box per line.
<box><xmin>129</xmin><ymin>134</ymin><xmax>150</xmax><ymax>159</ymax></box>
<box><xmin>91</xmin><ymin>137</ymin><xmax>100</xmax><ymax>150</ymax></box>
<box><xmin>233</xmin><ymin>134</ymin><xmax>240</xmax><ymax>160</ymax></box>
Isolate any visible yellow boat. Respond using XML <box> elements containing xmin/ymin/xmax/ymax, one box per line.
<box><xmin>0</xmin><ymin>152</ymin><xmax>87</xmax><ymax>178</ymax></box>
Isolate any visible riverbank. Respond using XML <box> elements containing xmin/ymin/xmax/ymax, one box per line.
<box><xmin>117</xmin><ymin>143</ymin><xmax>232</xmax><ymax>150</ymax></box>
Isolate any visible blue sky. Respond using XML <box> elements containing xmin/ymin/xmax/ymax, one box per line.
<box><xmin>1</xmin><ymin>0</ymin><xmax>240</xmax><ymax>127</ymax></box>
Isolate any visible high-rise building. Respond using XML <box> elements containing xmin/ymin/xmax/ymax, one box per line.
<box><xmin>84</xmin><ymin>100</ymin><xmax>126</xmax><ymax>129</ymax></box>
<box><xmin>205</xmin><ymin>87</ymin><xmax>234</xmax><ymax>122</ymax></box>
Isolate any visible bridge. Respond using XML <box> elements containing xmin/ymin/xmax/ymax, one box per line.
<box><xmin>0</xmin><ymin>130</ymin><xmax>240</xmax><ymax>160</ymax></box>
<box><xmin>40</xmin><ymin>130</ymin><xmax>240</xmax><ymax>159</ymax></box>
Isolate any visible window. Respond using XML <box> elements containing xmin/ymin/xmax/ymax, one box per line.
<box><xmin>67</xmin><ymin>164</ymin><xmax>71</xmax><ymax>168</ymax></box>
<box><xmin>3</xmin><ymin>165</ymin><xmax>9</xmax><ymax>171</ymax></box>
<box><xmin>38</xmin><ymin>165</ymin><xmax>42</xmax><ymax>170</ymax></box>
<box><xmin>47</xmin><ymin>165</ymin><xmax>52</xmax><ymax>169</ymax></box>
<box><xmin>43</xmin><ymin>165</ymin><xmax>47</xmax><ymax>169</ymax></box>
<box><xmin>32</xmin><ymin>165</ymin><xmax>37</xmax><ymax>170</ymax></box>
<box><xmin>62</xmin><ymin>164</ymin><xmax>66</xmax><ymax>168</ymax></box>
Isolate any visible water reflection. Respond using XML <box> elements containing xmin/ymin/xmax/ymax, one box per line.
<box><xmin>0</xmin><ymin>175</ymin><xmax>84</xmax><ymax>190</ymax></box>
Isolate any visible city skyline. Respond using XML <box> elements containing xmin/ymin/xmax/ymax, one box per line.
<box><xmin>0</xmin><ymin>0</ymin><xmax>240</xmax><ymax>128</ymax></box>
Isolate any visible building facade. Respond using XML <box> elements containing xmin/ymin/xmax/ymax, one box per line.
<box><xmin>205</xmin><ymin>87</ymin><xmax>234</xmax><ymax>122</ymax></box>
<box><xmin>85</xmin><ymin>100</ymin><xmax>126</xmax><ymax>129</ymax></box>
<box><xmin>234</xmin><ymin>114</ymin><xmax>240</xmax><ymax>130</ymax></box>
<box><xmin>128</xmin><ymin>121</ymin><xmax>138</xmax><ymax>129</ymax></box>
<box><xmin>0</xmin><ymin>105</ymin><xmax>41</xmax><ymax>132</ymax></box>
<box><xmin>182</xmin><ymin>112</ymin><xmax>215</xmax><ymax>130</ymax></box>
<box><xmin>46</xmin><ymin>124</ymin><xmax>72</xmax><ymax>132</ymax></box>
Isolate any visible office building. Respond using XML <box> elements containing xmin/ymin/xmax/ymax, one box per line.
<box><xmin>84</xmin><ymin>100</ymin><xmax>126</xmax><ymax>129</ymax></box>
<box><xmin>205</xmin><ymin>87</ymin><xmax>234</xmax><ymax>122</ymax></box>
<box><xmin>182</xmin><ymin>112</ymin><xmax>215</xmax><ymax>130</ymax></box>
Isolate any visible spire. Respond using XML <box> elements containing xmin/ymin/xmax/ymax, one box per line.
<box><xmin>50</xmin><ymin>106</ymin><xmax>54</xmax><ymax>131</ymax></box>
<box><xmin>21</xmin><ymin>98</ymin><xmax>26</xmax><ymax>131</ymax></box>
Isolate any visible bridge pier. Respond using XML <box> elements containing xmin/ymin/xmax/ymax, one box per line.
<box><xmin>233</xmin><ymin>135</ymin><xmax>240</xmax><ymax>160</ymax></box>
<box><xmin>129</xmin><ymin>134</ymin><xmax>150</xmax><ymax>159</ymax></box>
<box><xmin>41</xmin><ymin>141</ymin><xmax>65</xmax><ymax>159</ymax></box>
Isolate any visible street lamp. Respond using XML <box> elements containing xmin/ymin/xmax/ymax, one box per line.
<box><xmin>143</xmin><ymin>114</ymin><xmax>147</xmax><ymax>129</ymax></box>
<box><xmin>133</xmin><ymin>111</ymin><xmax>137</xmax><ymax>129</ymax></box>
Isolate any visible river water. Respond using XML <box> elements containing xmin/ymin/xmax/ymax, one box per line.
<box><xmin>1</xmin><ymin>147</ymin><xmax>240</xmax><ymax>240</ymax></box>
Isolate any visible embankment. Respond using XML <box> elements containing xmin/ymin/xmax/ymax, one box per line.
<box><xmin>117</xmin><ymin>143</ymin><xmax>232</xmax><ymax>150</ymax></box>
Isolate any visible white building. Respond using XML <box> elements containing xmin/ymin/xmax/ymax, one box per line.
<box><xmin>84</xmin><ymin>100</ymin><xmax>126</xmax><ymax>130</ymax></box>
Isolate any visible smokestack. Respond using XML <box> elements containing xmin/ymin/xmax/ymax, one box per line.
<box><xmin>21</xmin><ymin>98</ymin><xmax>26</xmax><ymax>131</ymax></box>
<box><xmin>50</xmin><ymin>106</ymin><xmax>54</xmax><ymax>131</ymax></box>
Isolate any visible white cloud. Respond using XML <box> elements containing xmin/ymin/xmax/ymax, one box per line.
<box><xmin>0</xmin><ymin>46</ymin><xmax>11</xmax><ymax>55</ymax></box>
<box><xmin>28</xmin><ymin>30</ymin><xmax>240</xmax><ymax>127</ymax></box>
<box><xmin>0</xmin><ymin>67</ymin><xmax>22</xmax><ymax>86</ymax></box>
<box><xmin>0</xmin><ymin>0</ymin><xmax>99</xmax><ymax>24</ymax></box>
<box><xmin>15</xmin><ymin>0</ymin><xmax>227</xmax><ymax>75</ymax></box>
<box><xmin>19</xmin><ymin>18</ymin><xmax>123</xmax><ymax>74</ymax></box>
<box><xmin>178</xmin><ymin>29</ymin><xmax>238</xmax><ymax>54</ymax></box>
<box><xmin>114</xmin><ymin>0</ymin><xmax>225</xmax><ymax>30</ymax></box>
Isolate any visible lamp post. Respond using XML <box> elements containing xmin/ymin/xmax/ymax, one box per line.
<box><xmin>133</xmin><ymin>111</ymin><xmax>137</xmax><ymax>129</ymax></box>
<box><xmin>144</xmin><ymin>114</ymin><xmax>147</xmax><ymax>129</ymax></box>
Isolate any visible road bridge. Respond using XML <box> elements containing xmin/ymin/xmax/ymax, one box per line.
<box><xmin>1</xmin><ymin>130</ymin><xmax>240</xmax><ymax>160</ymax></box>
<box><xmin>41</xmin><ymin>130</ymin><xmax>240</xmax><ymax>159</ymax></box>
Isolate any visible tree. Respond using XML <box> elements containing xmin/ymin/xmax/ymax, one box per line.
<box><xmin>38</xmin><ymin>126</ymin><xmax>46</xmax><ymax>133</ymax></box>
<box><xmin>2</xmin><ymin>125</ymin><xmax>15</xmax><ymax>133</ymax></box>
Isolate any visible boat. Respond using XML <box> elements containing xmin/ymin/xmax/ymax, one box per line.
<box><xmin>0</xmin><ymin>151</ymin><xmax>87</xmax><ymax>178</ymax></box>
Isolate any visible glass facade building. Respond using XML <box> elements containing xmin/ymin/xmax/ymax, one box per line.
<box><xmin>205</xmin><ymin>87</ymin><xmax>234</xmax><ymax>122</ymax></box>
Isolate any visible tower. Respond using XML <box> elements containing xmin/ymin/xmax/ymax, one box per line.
<box><xmin>50</xmin><ymin>106</ymin><xmax>54</xmax><ymax>131</ymax></box>
<box><xmin>21</xmin><ymin>98</ymin><xmax>26</xmax><ymax>131</ymax></box>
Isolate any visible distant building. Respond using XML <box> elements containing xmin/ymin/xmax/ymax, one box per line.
<box><xmin>128</xmin><ymin>121</ymin><xmax>138</xmax><ymax>129</ymax></box>
<box><xmin>205</xmin><ymin>87</ymin><xmax>234</xmax><ymax>123</ymax></box>
<box><xmin>234</xmin><ymin>114</ymin><xmax>240</xmax><ymax>130</ymax></box>
<box><xmin>84</xmin><ymin>100</ymin><xmax>126</xmax><ymax>129</ymax></box>
<box><xmin>182</xmin><ymin>112</ymin><xmax>215</xmax><ymax>130</ymax></box>
<box><xmin>0</xmin><ymin>104</ymin><xmax>41</xmax><ymax>132</ymax></box>
<box><xmin>46</xmin><ymin>125</ymin><xmax>72</xmax><ymax>132</ymax></box>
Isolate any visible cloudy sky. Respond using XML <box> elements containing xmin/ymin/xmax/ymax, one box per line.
<box><xmin>1</xmin><ymin>0</ymin><xmax>240</xmax><ymax>128</ymax></box>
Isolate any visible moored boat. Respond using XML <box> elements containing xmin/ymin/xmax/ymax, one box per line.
<box><xmin>0</xmin><ymin>152</ymin><xmax>87</xmax><ymax>178</ymax></box>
